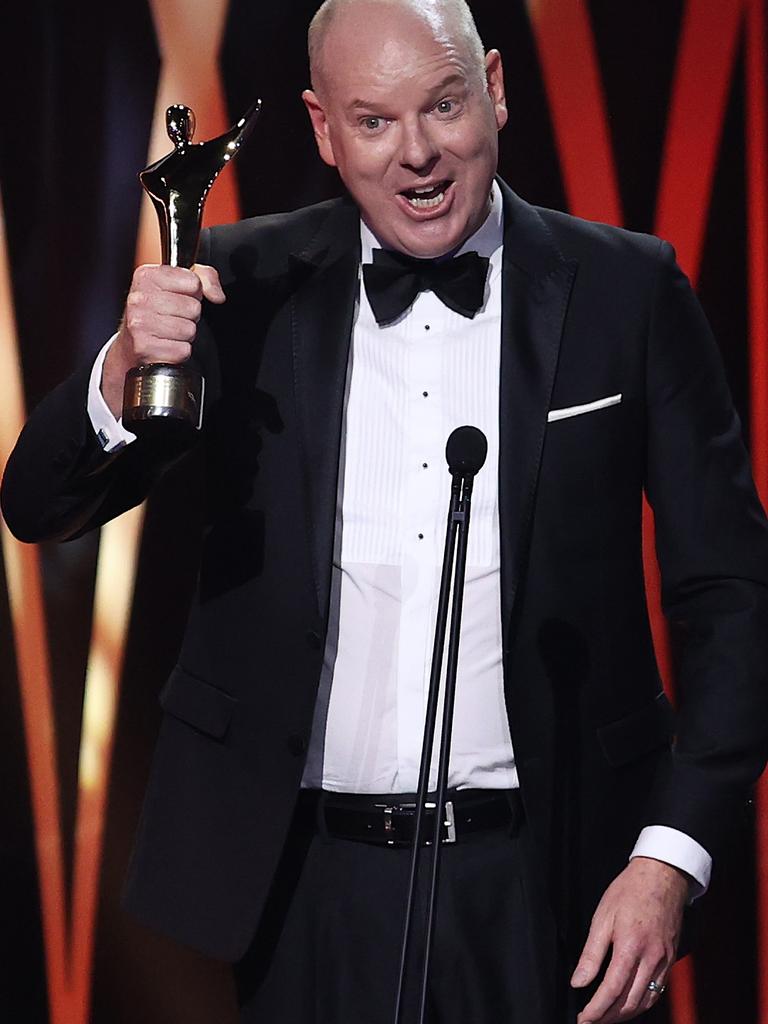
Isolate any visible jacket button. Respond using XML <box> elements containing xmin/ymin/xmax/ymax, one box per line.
<box><xmin>287</xmin><ymin>734</ymin><xmax>308</xmax><ymax>757</ymax></box>
<box><xmin>306</xmin><ymin>630</ymin><xmax>323</xmax><ymax>650</ymax></box>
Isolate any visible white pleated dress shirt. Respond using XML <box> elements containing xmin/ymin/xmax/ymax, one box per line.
<box><xmin>88</xmin><ymin>181</ymin><xmax>710</xmax><ymax>893</ymax></box>
<box><xmin>302</xmin><ymin>185</ymin><xmax>513</xmax><ymax>795</ymax></box>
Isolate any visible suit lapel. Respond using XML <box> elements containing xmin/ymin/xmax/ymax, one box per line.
<box><xmin>497</xmin><ymin>182</ymin><xmax>578</xmax><ymax>643</ymax></box>
<box><xmin>290</xmin><ymin>198</ymin><xmax>361</xmax><ymax>621</ymax></box>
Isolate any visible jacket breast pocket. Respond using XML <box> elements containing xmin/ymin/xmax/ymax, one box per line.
<box><xmin>597</xmin><ymin>691</ymin><xmax>674</xmax><ymax>767</ymax></box>
<box><xmin>159</xmin><ymin>664</ymin><xmax>238</xmax><ymax>741</ymax></box>
<box><xmin>547</xmin><ymin>393</ymin><xmax>623</xmax><ymax>423</ymax></box>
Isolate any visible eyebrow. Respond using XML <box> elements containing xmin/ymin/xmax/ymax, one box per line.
<box><xmin>348</xmin><ymin>73</ymin><xmax>469</xmax><ymax>111</ymax></box>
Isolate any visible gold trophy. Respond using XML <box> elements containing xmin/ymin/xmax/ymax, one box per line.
<box><xmin>122</xmin><ymin>100</ymin><xmax>261</xmax><ymax>434</ymax></box>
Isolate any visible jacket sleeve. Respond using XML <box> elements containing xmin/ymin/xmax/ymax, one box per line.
<box><xmin>643</xmin><ymin>239</ymin><xmax>768</xmax><ymax>856</ymax></box>
<box><xmin>0</xmin><ymin>232</ymin><xmax>216</xmax><ymax>544</ymax></box>
<box><xmin>0</xmin><ymin>358</ymin><xmax>196</xmax><ymax>542</ymax></box>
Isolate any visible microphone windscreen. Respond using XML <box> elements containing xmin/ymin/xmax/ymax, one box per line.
<box><xmin>445</xmin><ymin>426</ymin><xmax>488</xmax><ymax>478</ymax></box>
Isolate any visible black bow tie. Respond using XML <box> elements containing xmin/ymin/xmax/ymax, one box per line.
<box><xmin>362</xmin><ymin>248</ymin><xmax>490</xmax><ymax>326</ymax></box>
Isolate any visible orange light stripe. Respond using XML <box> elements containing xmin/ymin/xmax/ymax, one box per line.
<box><xmin>526</xmin><ymin>0</ymin><xmax>622</xmax><ymax>226</ymax></box>
<box><xmin>655</xmin><ymin>0</ymin><xmax>745</xmax><ymax>284</ymax></box>
<box><xmin>745</xmin><ymin>0</ymin><xmax>768</xmax><ymax>1017</ymax></box>
<box><xmin>640</xmin><ymin>500</ymin><xmax>673</xmax><ymax>685</ymax></box>
<box><xmin>68</xmin><ymin>507</ymin><xmax>145</xmax><ymax>1017</ymax></box>
<box><xmin>66</xmin><ymin>2</ymin><xmax>244</xmax><ymax>1021</ymax></box>
<box><xmin>0</xmin><ymin>197</ymin><xmax>72</xmax><ymax>1018</ymax></box>
<box><xmin>639</xmin><ymin>0</ymin><xmax>744</xmax><ymax>726</ymax></box>
<box><xmin>138</xmin><ymin>0</ymin><xmax>242</xmax><ymax>267</ymax></box>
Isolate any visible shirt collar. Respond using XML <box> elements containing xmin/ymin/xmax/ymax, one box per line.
<box><xmin>360</xmin><ymin>179</ymin><xmax>504</xmax><ymax>265</ymax></box>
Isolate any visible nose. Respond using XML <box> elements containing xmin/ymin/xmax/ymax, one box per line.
<box><xmin>399</xmin><ymin>115</ymin><xmax>440</xmax><ymax>175</ymax></box>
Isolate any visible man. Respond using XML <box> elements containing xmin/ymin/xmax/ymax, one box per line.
<box><xmin>3</xmin><ymin>1</ymin><xmax>768</xmax><ymax>1021</ymax></box>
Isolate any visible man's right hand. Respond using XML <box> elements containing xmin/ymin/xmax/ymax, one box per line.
<box><xmin>102</xmin><ymin>264</ymin><xmax>226</xmax><ymax>419</ymax></box>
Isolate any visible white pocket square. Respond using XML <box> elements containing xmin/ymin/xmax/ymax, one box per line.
<box><xmin>547</xmin><ymin>393</ymin><xmax>622</xmax><ymax>423</ymax></box>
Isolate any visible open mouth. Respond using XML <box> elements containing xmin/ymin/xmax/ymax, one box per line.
<box><xmin>400</xmin><ymin>180</ymin><xmax>453</xmax><ymax>210</ymax></box>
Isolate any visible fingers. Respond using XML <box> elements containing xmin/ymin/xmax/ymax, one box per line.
<box><xmin>634</xmin><ymin>968</ymin><xmax>670</xmax><ymax>1018</ymax></box>
<box><xmin>572</xmin><ymin>912</ymin><xmax>612</xmax><ymax>989</ymax></box>
<box><xmin>133</xmin><ymin>262</ymin><xmax>224</xmax><ymax>301</ymax></box>
<box><xmin>120</xmin><ymin>263</ymin><xmax>226</xmax><ymax>366</ymax></box>
<box><xmin>122</xmin><ymin>297</ymin><xmax>197</xmax><ymax>365</ymax></box>
<box><xmin>577</xmin><ymin>946</ymin><xmax>670</xmax><ymax>1023</ymax></box>
<box><xmin>577</xmin><ymin>944</ymin><xmax>639</xmax><ymax>1023</ymax></box>
<box><xmin>131</xmin><ymin>263</ymin><xmax>225</xmax><ymax>305</ymax></box>
<box><xmin>133</xmin><ymin>264</ymin><xmax>204</xmax><ymax>298</ymax></box>
<box><xmin>126</xmin><ymin>288</ymin><xmax>201</xmax><ymax>324</ymax></box>
<box><xmin>130</xmin><ymin>324</ymin><xmax>194</xmax><ymax>364</ymax></box>
<box><xmin>623</xmin><ymin>947</ymin><xmax>668</xmax><ymax>1015</ymax></box>
<box><xmin>131</xmin><ymin>263</ymin><xmax>225</xmax><ymax>306</ymax></box>
<box><xmin>194</xmin><ymin>263</ymin><xmax>226</xmax><ymax>303</ymax></box>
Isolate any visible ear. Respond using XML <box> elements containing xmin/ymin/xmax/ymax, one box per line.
<box><xmin>484</xmin><ymin>50</ymin><xmax>508</xmax><ymax>132</ymax></box>
<box><xmin>302</xmin><ymin>89</ymin><xmax>338</xmax><ymax>167</ymax></box>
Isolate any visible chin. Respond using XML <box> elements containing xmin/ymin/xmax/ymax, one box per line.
<box><xmin>394</xmin><ymin>220</ymin><xmax>465</xmax><ymax>259</ymax></box>
<box><xmin>406</xmin><ymin>231</ymin><xmax>465</xmax><ymax>260</ymax></box>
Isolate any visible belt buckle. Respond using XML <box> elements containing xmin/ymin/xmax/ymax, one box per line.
<box><xmin>424</xmin><ymin>799</ymin><xmax>457</xmax><ymax>845</ymax></box>
<box><xmin>375</xmin><ymin>799</ymin><xmax>456</xmax><ymax>846</ymax></box>
<box><xmin>382</xmin><ymin>805</ymin><xmax>395</xmax><ymax>845</ymax></box>
<box><xmin>442</xmin><ymin>800</ymin><xmax>456</xmax><ymax>844</ymax></box>
<box><xmin>375</xmin><ymin>802</ymin><xmax>413</xmax><ymax>846</ymax></box>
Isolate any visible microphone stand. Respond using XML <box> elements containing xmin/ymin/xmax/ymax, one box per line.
<box><xmin>393</xmin><ymin>463</ymin><xmax>478</xmax><ymax>1024</ymax></box>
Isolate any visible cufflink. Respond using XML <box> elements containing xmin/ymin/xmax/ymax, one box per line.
<box><xmin>96</xmin><ymin>428</ymin><xmax>126</xmax><ymax>452</ymax></box>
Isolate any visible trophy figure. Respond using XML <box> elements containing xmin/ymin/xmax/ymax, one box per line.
<box><xmin>122</xmin><ymin>100</ymin><xmax>261</xmax><ymax>434</ymax></box>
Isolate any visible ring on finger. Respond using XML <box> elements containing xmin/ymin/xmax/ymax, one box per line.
<box><xmin>647</xmin><ymin>980</ymin><xmax>666</xmax><ymax>996</ymax></box>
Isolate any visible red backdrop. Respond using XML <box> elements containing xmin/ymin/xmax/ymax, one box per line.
<box><xmin>0</xmin><ymin>2</ymin><xmax>766</xmax><ymax>1022</ymax></box>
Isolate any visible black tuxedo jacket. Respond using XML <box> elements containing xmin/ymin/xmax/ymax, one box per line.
<box><xmin>4</xmin><ymin>180</ymin><xmax>768</xmax><ymax>967</ymax></box>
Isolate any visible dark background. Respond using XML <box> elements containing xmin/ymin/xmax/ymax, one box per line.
<box><xmin>0</xmin><ymin>2</ymin><xmax>765</xmax><ymax>1022</ymax></box>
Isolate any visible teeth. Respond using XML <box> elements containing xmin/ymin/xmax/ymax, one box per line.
<box><xmin>408</xmin><ymin>191</ymin><xmax>445</xmax><ymax>209</ymax></box>
<box><xmin>414</xmin><ymin>185</ymin><xmax>436</xmax><ymax>194</ymax></box>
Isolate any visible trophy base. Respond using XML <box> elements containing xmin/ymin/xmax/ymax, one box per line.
<box><xmin>122</xmin><ymin>363</ymin><xmax>204</xmax><ymax>435</ymax></box>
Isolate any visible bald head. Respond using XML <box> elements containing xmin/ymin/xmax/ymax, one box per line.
<box><xmin>301</xmin><ymin>0</ymin><xmax>507</xmax><ymax>258</ymax></box>
<box><xmin>308</xmin><ymin>0</ymin><xmax>486</xmax><ymax>98</ymax></box>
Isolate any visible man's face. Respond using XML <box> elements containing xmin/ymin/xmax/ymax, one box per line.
<box><xmin>303</xmin><ymin>4</ymin><xmax>508</xmax><ymax>258</ymax></box>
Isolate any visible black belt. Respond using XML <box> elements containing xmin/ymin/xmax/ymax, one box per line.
<box><xmin>300</xmin><ymin>789</ymin><xmax>522</xmax><ymax>847</ymax></box>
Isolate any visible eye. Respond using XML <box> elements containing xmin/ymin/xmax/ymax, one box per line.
<box><xmin>361</xmin><ymin>116</ymin><xmax>385</xmax><ymax>132</ymax></box>
<box><xmin>435</xmin><ymin>99</ymin><xmax>455</xmax><ymax>115</ymax></box>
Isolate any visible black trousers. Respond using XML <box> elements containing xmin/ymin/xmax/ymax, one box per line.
<box><xmin>235</xmin><ymin>792</ymin><xmax>549</xmax><ymax>1024</ymax></box>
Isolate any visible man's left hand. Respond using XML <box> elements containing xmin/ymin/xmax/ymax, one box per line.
<box><xmin>571</xmin><ymin>856</ymin><xmax>689</xmax><ymax>1023</ymax></box>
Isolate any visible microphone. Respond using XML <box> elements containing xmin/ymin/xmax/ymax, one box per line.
<box><xmin>445</xmin><ymin>425</ymin><xmax>487</xmax><ymax>479</ymax></box>
<box><xmin>395</xmin><ymin>423</ymin><xmax>488</xmax><ymax>1024</ymax></box>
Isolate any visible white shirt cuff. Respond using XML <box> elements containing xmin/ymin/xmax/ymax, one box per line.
<box><xmin>630</xmin><ymin>824</ymin><xmax>712</xmax><ymax>900</ymax></box>
<box><xmin>87</xmin><ymin>334</ymin><xmax>137</xmax><ymax>452</ymax></box>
